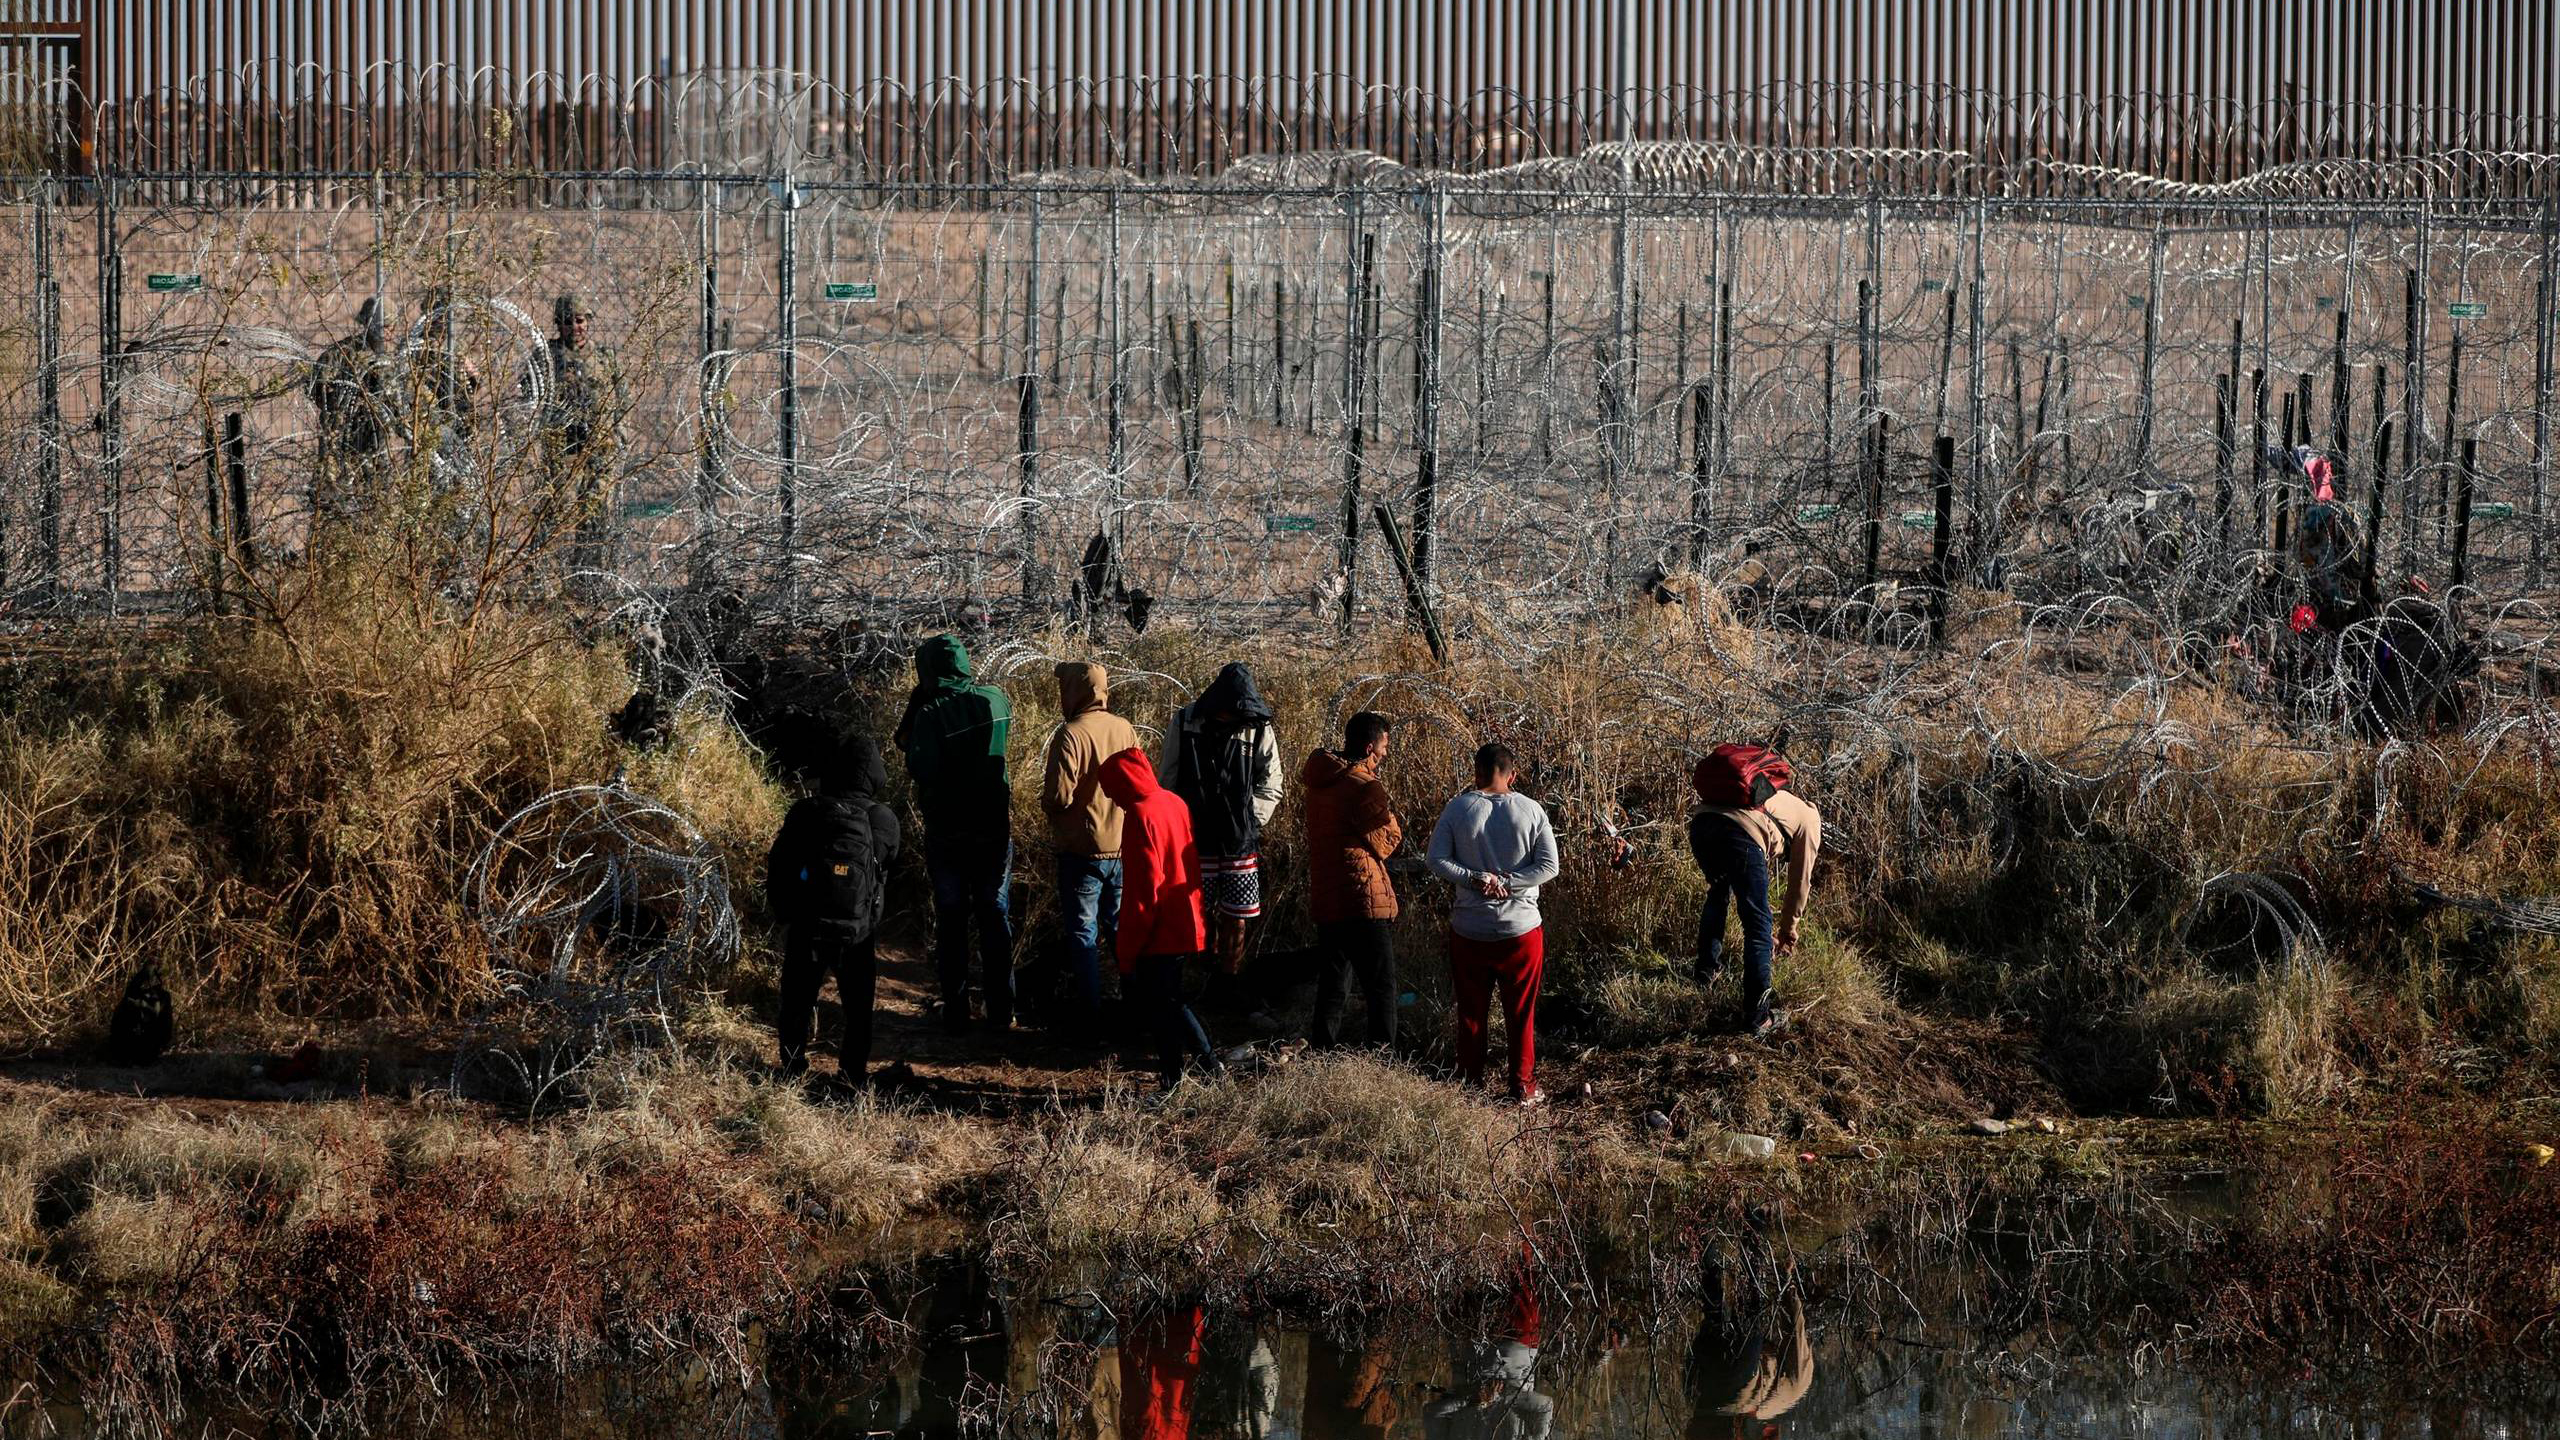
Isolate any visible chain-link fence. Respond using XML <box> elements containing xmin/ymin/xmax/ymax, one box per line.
<box><xmin>0</xmin><ymin>172</ymin><xmax>2551</xmax><ymax>651</ymax></box>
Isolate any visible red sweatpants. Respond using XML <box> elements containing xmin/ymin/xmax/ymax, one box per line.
<box><xmin>1448</xmin><ymin>927</ymin><xmax>1545</xmax><ymax>1096</ymax></box>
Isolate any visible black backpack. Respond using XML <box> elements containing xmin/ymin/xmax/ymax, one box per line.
<box><xmin>783</xmin><ymin>797</ymin><xmax>883</xmax><ymax>938</ymax></box>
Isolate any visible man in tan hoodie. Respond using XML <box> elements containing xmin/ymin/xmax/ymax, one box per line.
<box><xmin>1043</xmin><ymin>661</ymin><xmax>1140</xmax><ymax>1027</ymax></box>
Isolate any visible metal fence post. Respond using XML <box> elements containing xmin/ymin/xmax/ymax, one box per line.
<box><xmin>32</xmin><ymin>179</ymin><xmax>59</xmax><ymax>591</ymax></box>
<box><xmin>1107</xmin><ymin>185</ymin><xmax>1127</xmax><ymax>537</ymax></box>
<box><xmin>2136</xmin><ymin>219</ymin><xmax>2163</xmax><ymax>476</ymax></box>
<box><xmin>98</xmin><ymin>174</ymin><xmax>122</xmax><ymax>612</ymax></box>
<box><xmin>1411</xmin><ymin>183</ymin><xmax>1444</xmax><ymax>600</ymax></box>
<box><xmin>1019</xmin><ymin>188</ymin><xmax>1043</xmax><ymax>603</ymax></box>
<box><xmin>2534</xmin><ymin>193</ymin><xmax>2556</xmax><ymax>589</ymax></box>
<box><xmin>776</xmin><ymin>182</ymin><xmax>800</xmax><ymax>605</ymax></box>
<box><xmin>2404</xmin><ymin>200</ymin><xmax>2430</xmax><ymax>572</ymax></box>
<box><xmin>1967</xmin><ymin>198</ymin><xmax>1987</xmax><ymax>535</ymax></box>
<box><xmin>1340</xmin><ymin>220</ymin><xmax>1375</xmax><ymax>634</ymax></box>
<box><xmin>693</xmin><ymin>177</ymin><xmax>723</xmax><ymax>587</ymax></box>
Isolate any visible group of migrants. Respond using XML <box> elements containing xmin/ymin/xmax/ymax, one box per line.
<box><xmin>763</xmin><ymin>636</ymin><xmax>1822</xmax><ymax>1106</ymax></box>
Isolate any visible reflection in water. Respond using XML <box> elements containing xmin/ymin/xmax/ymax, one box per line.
<box><xmin>23</xmin><ymin>1232</ymin><xmax>2560</xmax><ymax>1438</ymax></box>
<box><xmin>1421</xmin><ymin>1275</ymin><xmax>1551</xmax><ymax>1440</ymax></box>
<box><xmin>1685</xmin><ymin>1252</ymin><xmax>1810</xmax><ymax>1438</ymax></box>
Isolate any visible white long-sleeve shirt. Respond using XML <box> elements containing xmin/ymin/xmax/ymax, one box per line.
<box><xmin>1426</xmin><ymin>789</ymin><xmax>1561</xmax><ymax>941</ymax></box>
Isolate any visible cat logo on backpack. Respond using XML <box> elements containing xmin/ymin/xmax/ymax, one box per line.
<box><xmin>832</xmin><ymin>864</ymin><xmax>851</xmax><ymax>876</ymax></box>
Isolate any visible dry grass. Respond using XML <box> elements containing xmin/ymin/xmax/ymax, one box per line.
<box><xmin>989</xmin><ymin>1054</ymin><xmax>1571</xmax><ymax>1295</ymax></box>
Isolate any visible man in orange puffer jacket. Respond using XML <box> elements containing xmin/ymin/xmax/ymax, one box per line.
<box><xmin>1095</xmin><ymin>748</ymin><xmax>1221</xmax><ymax>1090</ymax></box>
<box><xmin>1299</xmin><ymin>711</ymin><xmax>1403</xmax><ymax>1050</ymax></box>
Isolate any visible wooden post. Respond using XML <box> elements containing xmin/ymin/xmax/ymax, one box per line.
<box><xmin>1371</xmin><ymin>502</ymin><xmax>1448</xmax><ymax>664</ymax></box>
<box><xmin>2329</xmin><ymin>308</ymin><xmax>2350</xmax><ymax>459</ymax></box>
<box><xmin>974</xmin><ymin>248</ymin><xmax>988</xmax><ymax>374</ymax></box>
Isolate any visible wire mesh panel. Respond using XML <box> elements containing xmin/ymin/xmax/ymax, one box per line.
<box><xmin>0</xmin><ymin>175</ymin><xmax>2554</xmax><ymax>645</ymax></box>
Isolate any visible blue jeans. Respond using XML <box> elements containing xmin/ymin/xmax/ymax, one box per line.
<box><xmin>1134</xmin><ymin>953</ymin><xmax>1220</xmax><ymax>1088</ymax></box>
<box><xmin>1689</xmin><ymin>812</ymin><xmax>1774</xmax><ymax>1028</ymax></box>
<box><xmin>928</xmin><ymin>830</ymin><xmax>1015</xmax><ymax>1025</ymax></box>
<box><xmin>1054</xmin><ymin>852</ymin><xmax>1122</xmax><ymax>1024</ymax></box>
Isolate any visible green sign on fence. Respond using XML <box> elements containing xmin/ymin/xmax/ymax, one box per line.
<box><xmin>147</xmin><ymin>273</ymin><xmax>203</xmax><ymax>293</ymax></box>
<box><xmin>824</xmin><ymin>281</ymin><xmax>879</xmax><ymax>302</ymax></box>
<box><xmin>1899</xmin><ymin>510</ymin><xmax>1940</xmax><ymax>531</ymax></box>
<box><xmin>2474</xmin><ymin>502</ymin><xmax>2516</xmax><ymax>520</ymax></box>
<box><xmin>1920</xmin><ymin>278</ymin><xmax>1945</xmax><ymax>293</ymax></box>
<box><xmin>2126</xmin><ymin>293</ymin><xmax>2150</xmax><ymax>311</ymax></box>
<box><xmin>1265</xmin><ymin>514</ymin><xmax>1321</xmax><ymax>534</ymax></box>
<box><xmin>1796</xmin><ymin>503</ymin><xmax>1842</xmax><ymax>524</ymax></box>
<box><xmin>2449</xmin><ymin>301</ymin><xmax>2488</xmax><ymax>319</ymax></box>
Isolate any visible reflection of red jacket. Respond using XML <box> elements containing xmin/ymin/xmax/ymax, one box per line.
<box><xmin>1120</xmin><ymin>1303</ymin><xmax>1208</xmax><ymax>1440</ymax></box>
<box><xmin>1097</xmin><ymin>749</ymin><xmax>1208</xmax><ymax>971</ymax></box>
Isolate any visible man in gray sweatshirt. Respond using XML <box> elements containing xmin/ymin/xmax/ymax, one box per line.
<box><xmin>1426</xmin><ymin>742</ymin><xmax>1561</xmax><ymax>1106</ymax></box>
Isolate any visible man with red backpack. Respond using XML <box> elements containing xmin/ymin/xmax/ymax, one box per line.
<box><xmin>1688</xmin><ymin>743</ymin><xmax>1821</xmax><ymax>1037</ymax></box>
<box><xmin>765</xmin><ymin>735</ymin><xmax>903</xmax><ymax>1079</ymax></box>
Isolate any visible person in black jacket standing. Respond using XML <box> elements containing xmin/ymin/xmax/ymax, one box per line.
<box><xmin>765</xmin><ymin>734</ymin><xmax>902</xmax><ymax>1080</ymax></box>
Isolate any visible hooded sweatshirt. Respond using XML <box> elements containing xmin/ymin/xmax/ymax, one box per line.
<box><xmin>1165</xmin><ymin>662</ymin><xmax>1283</xmax><ymax>858</ymax></box>
<box><xmin>1096</xmin><ymin>748</ymin><xmax>1207</xmax><ymax>969</ymax></box>
<box><xmin>896</xmin><ymin>635</ymin><xmax>1012</xmax><ymax>834</ymax></box>
<box><xmin>1043</xmin><ymin>662</ymin><xmax>1141</xmax><ymax>858</ymax></box>
<box><xmin>1301</xmin><ymin>747</ymin><xmax>1402</xmax><ymax>923</ymax></box>
<box><xmin>764</xmin><ymin>734</ymin><xmax>903</xmax><ymax>932</ymax></box>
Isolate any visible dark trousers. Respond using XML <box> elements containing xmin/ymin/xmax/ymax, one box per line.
<box><xmin>779</xmin><ymin>922</ymin><xmax>878</xmax><ymax>1076</ymax></box>
<box><xmin>1133</xmin><ymin>953</ymin><xmax>1220</xmax><ymax>1088</ymax></box>
<box><xmin>928</xmin><ymin>830</ymin><xmax>1015</xmax><ymax>1026</ymax></box>
<box><xmin>1310</xmin><ymin>918</ymin><xmax>1397</xmax><ymax>1051</ymax></box>
<box><xmin>1691</xmin><ymin>813</ymin><xmax>1775</xmax><ymax>1027</ymax></box>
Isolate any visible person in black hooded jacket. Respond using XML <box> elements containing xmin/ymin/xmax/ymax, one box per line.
<box><xmin>766</xmin><ymin>734</ymin><xmax>902</xmax><ymax>1079</ymax></box>
<box><xmin>1164</xmin><ymin>662</ymin><xmax>1284</xmax><ymax>976</ymax></box>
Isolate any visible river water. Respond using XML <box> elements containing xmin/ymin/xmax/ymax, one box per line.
<box><xmin>14</xmin><ymin>1211</ymin><xmax>2549</xmax><ymax>1436</ymax></box>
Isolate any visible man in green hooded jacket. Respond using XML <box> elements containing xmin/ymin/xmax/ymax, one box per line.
<box><xmin>895</xmin><ymin>634</ymin><xmax>1017</xmax><ymax>1031</ymax></box>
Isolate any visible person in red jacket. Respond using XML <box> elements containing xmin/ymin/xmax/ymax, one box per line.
<box><xmin>1095</xmin><ymin>748</ymin><xmax>1223</xmax><ymax>1091</ymax></box>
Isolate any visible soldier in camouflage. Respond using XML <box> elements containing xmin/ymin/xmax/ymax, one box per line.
<box><xmin>524</xmin><ymin>293</ymin><xmax>629</xmax><ymax>580</ymax></box>
<box><xmin>306</xmin><ymin>295</ymin><xmax>392</xmax><ymax>521</ymax></box>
